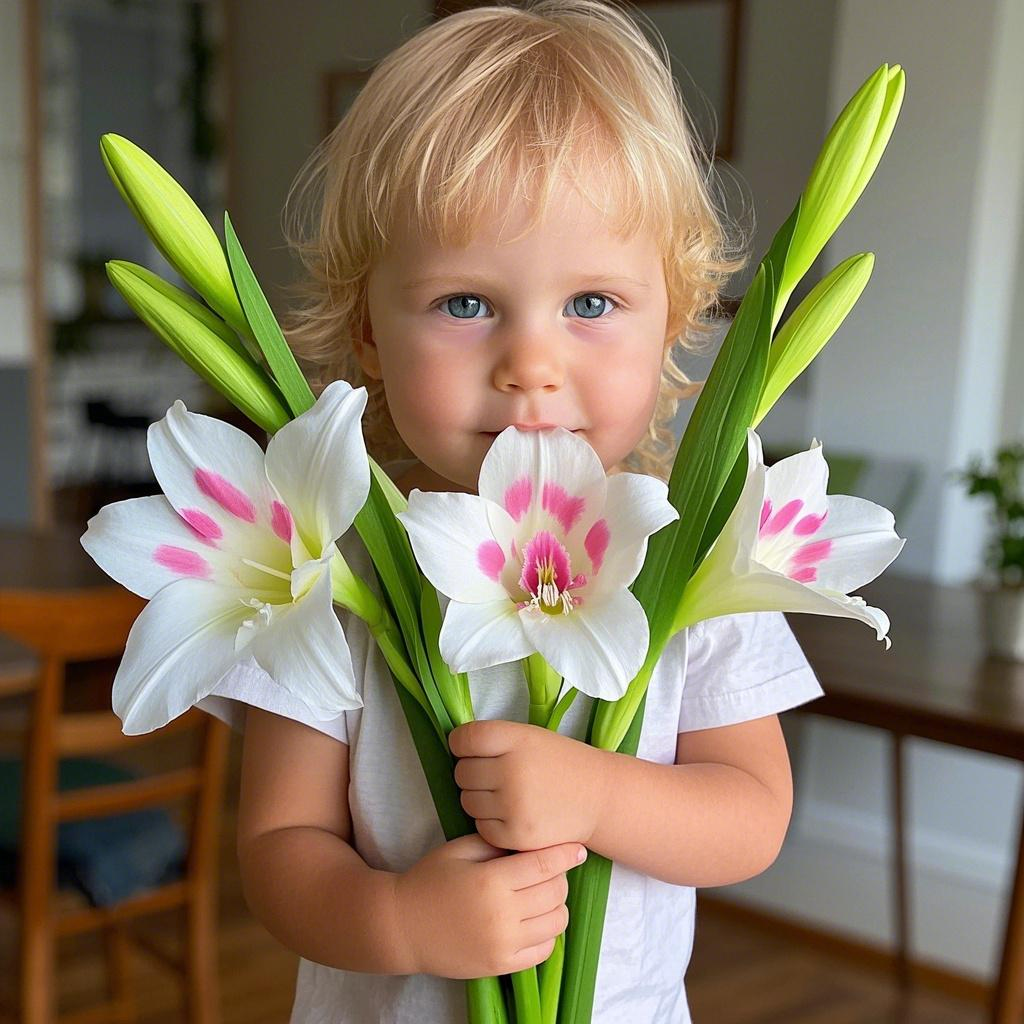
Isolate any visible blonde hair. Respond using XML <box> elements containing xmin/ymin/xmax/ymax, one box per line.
<box><xmin>281</xmin><ymin>0</ymin><xmax>748</xmax><ymax>480</ymax></box>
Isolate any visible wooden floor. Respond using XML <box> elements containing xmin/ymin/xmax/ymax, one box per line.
<box><xmin>0</xmin><ymin>729</ymin><xmax>988</xmax><ymax>1023</ymax></box>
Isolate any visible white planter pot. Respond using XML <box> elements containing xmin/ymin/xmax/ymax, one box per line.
<box><xmin>977</xmin><ymin>582</ymin><xmax>1024</xmax><ymax>661</ymax></box>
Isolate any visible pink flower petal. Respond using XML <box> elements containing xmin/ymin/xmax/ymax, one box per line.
<box><xmin>179</xmin><ymin>507</ymin><xmax>222</xmax><ymax>545</ymax></box>
<box><xmin>270</xmin><ymin>500</ymin><xmax>293</xmax><ymax>542</ymax></box>
<box><xmin>504</xmin><ymin>477</ymin><xmax>532</xmax><ymax>522</ymax></box>
<box><xmin>762</xmin><ymin>498</ymin><xmax>803</xmax><ymax>536</ymax></box>
<box><xmin>154</xmin><ymin>545</ymin><xmax>211</xmax><ymax>579</ymax></box>
<box><xmin>792</xmin><ymin>539</ymin><xmax>833</xmax><ymax>566</ymax></box>
<box><xmin>584</xmin><ymin>518</ymin><xmax>610</xmax><ymax>574</ymax></box>
<box><xmin>790</xmin><ymin>566</ymin><xmax>818</xmax><ymax>583</ymax></box>
<box><xmin>519</xmin><ymin>530</ymin><xmax>571</xmax><ymax>594</ymax></box>
<box><xmin>794</xmin><ymin>510</ymin><xmax>828</xmax><ymax>535</ymax></box>
<box><xmin>542</xmin><ymin>483</ymin><xmax>586</xmax><ymax>534</ymax></box>
<box><xmin>477</xmin><ymin>539</ymin><xmax>506</xmax><ymax>582</ymax></box>
<box><xmin>194</xmin><ymin>468</ymin><xmax>256</xmax><ymax>523</ymax></box>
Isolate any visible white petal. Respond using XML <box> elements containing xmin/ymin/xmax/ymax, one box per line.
<box><xmin>264</xmin><ymin>380</ymin><xmax>370</xmax><ymax>559</ymax></box>
<box><xmin>397</xmin><ymin>491</ymin><xmax>509</xmax><ymax>603</ymax></box>
<box><xmin>519</xmin><ymin>589</ymin><xmax>649</xmax><ymax>701</ymax></box>
<box><xmin>478</xmin><ymin>426</ymin><xmax>607</xmax><ymax>541</ymax></box>
<box><xmin>729</xmin><ymin>429</ymin><xmax>770</xmax><ymax>569</ymax></box>
<box><xmin>439</xmin><ymin>597</ymin><xmax>534</xmax><ymax>672</ymax></box>
<box><xmin>81</xmin><ymin>494</ymin><xmax>237</xmax><ymax>598</ymax></box>
<box><xmin>763</xmin><ymin>436</ymin><xmax>829</xmax><ymax>508</ymax></box>
<box><xmin>787</xmin><ymin>494</ymin><xmax>906</xmax><ymax>594</ymax></box>
<box><xmin>687</xmin><ymin>564</ymin><xmax>894</xmax><ymax>647</ymax></box>
<box><xmin>246</xmin><ymin>568</ymin><xmax>362</xmax><ymax>715</ymax></box>
<box><xmin>584</xmin><ymin>472</ymin><xmax>679</xmax><ymax>591</ymax></box>
<box><xmin>147</xmin><ymin>399</ymin><xmax>286</xmax><ymax>577</ymax></box>
<box><xmin>112</xmin><ymin>578</ymin><xmax>248</xmax><ymax>734</ymax></box>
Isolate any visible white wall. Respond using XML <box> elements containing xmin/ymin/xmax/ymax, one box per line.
<box><xmin>808</xmin><ymin>0</ymin><xmax>1024</xmax><ymax>584</ymax></box>
<box><xmin>722</xmin><ymin>0</ymin><xmax>1024</xmax><ymax>984</ymax></box>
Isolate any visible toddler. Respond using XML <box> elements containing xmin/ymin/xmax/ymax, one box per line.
<box><xmin>198</xmin><ymin>2</ymin><xmax>825</xmax><ymax>1021</ymax></box>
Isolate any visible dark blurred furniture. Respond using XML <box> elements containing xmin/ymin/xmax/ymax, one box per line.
<box><xmin>0</xmin><ymin>527</ymin><xmax>230</xmax><ymax>1023</ymax></box>
<box><xmin>788</xmin><ymin>573</ymin><xmax>1024</xmax><ymax>1024</ymax></box>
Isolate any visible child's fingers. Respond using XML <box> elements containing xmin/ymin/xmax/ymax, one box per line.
<box><xmin>517</xmin><ymin>903</ymin><xmax>570</xmax><ymax>951</ymax></box>
<box><xmin>506</xmin><ymin>939</ymin><xmax>558</xmax><ymax>975</ymax></box>
<box><xmin>516</xmin><ymin>872</ymin><xmax>569</xmax><ymax>921</ymax></box>
<box><xmin>503</xmin><ymin>842</ymin><xmax>586</xmax><ymax>890</ymax></box>
<box><xmin>448</xmin><ymin>832</ymin><xmax>507</xmax><ymax>862</ymax></box>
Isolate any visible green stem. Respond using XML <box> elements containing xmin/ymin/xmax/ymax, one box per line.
<box><xmin>467</xmin><ymin>978</ymin><xmax>512</xmax><ymax>1024</ymax></box>
<box><xmin>524</xmin><ymin>652</ymin><xmax>561</xmax><ymax>724</ymax></box>
<box><xmin>538</xmin><ymin>932</ymin><xmax>564</xmax><ymax>1023</ymax></box>
<box><xmin>545</xmin><ymin>686</ymin><xmax>579</xmax><ymax>733</ymax></box>
<box><xmin>511</xmin><ymin>968</ymin><xmax>542</xmax><ymax>1024</ymax></box>
<box><xmin>365</xmin><ymin>613</ymin><xmax>448</xmax><ymax>747</ymax></box>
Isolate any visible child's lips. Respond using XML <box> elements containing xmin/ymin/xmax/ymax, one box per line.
<box><xmin>480</xmin><ymin>427</ymin><xmax>582</xmax><ymax>437</ymax></box>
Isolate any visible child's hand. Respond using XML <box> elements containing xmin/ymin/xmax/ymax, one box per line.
<box><xmin>392</xmin><ymin>832</ymin><xmax>586</xmax><ymax>979</ymax></box>
<box><xmin>448</xmin><ymin>720</ymin><xmax>608</xmax><ymax>852</ymax></box>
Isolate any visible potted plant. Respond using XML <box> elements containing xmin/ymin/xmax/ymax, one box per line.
<box><xmin>953</xmin><ymin>443</ymin><xmax>1024</xmax><ymax>660</ymax></box>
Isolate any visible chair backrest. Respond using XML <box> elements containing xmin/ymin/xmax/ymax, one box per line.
<box><xmin>0</xmin><ymin>584</ymin><xmax>230</xmax><ymax>923</ymax></box>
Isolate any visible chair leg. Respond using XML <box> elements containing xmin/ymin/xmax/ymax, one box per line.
<box><xmin>103</xmin><ymin>924</ymin><xmax>135</xmax><ymax>1023</ymax></box>
<box><xmin>183</xmin><ymin>894</ymin><xmax>220</xmax><ymax>1024</ymax></box>
<box><xmin>18</xmin><ymin>910</ymin><xmax>54</xmax><ymax>1024</ymax></box>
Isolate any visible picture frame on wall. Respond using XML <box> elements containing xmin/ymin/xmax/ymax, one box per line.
<box><xmin>432</xmin><ymin>0</ymin><xmax>743</xmax><ymax>161</ymax></box>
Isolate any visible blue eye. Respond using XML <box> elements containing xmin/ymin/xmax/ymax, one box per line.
<box><xmin>568</xmin><ymin>294</ymin><xmax>616</xmax><ymax>319</ymax></box>
<box><xmin>441</xmin><ymin>295</ymin><xmax>489</xmax><ymax>319</ymax></box>
<box><xmin>437</xmin><ymin>293</ymin><xmax>617</xmax><ymax>320</ymax></box>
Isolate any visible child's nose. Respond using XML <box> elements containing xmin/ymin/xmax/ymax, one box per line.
<box><xmin>492</xmin><ymin>330</ymin><xmax>565</xmax><ymax>393</ymax></box>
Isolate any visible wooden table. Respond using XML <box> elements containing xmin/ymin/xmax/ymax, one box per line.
<box><xmin>788</xmin><ymin>572</ymin><xmax>1024</xmax><ymax>1024</ymax></box>
<box><xmin>0</xmin><ymin>524</ymin><xmax>122</xmax><ymax>699</ymax></box>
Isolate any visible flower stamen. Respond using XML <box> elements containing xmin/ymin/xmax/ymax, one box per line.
<box><xmin>240</xmin><ymin>556</ymin><xmax>292</xmax><ymax>582</ymax></box>
<box><xmin>517</xmin><ymin>530</ymin><xmax>586</xmax><ymax>616</ymax></box>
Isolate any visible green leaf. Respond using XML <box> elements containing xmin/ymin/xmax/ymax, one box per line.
<box><xmin>765</xmin><ymin>199</ymin><xmax>802</xmax><ymax>332</ymax></box>
<box><xmin>223</xmin><ymin>211</ymin><xmax>317</xmax><ymax>418</ymax></box>
<box><xmin>633</xmin><ymin>263</ymin><xmax>772</xmax><ymax>647</ymax></box>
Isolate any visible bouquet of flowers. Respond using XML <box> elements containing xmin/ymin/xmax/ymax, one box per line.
<box><xmin>80</xmin><ymin>63</ymin><xmax>906</xmax><ymax>1023</ymax></box>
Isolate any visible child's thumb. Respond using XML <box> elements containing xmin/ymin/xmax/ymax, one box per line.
<box><xmin>449</xmin><ymin>832</ymin><xmax>507</xmax><ymax>861</ymax></box>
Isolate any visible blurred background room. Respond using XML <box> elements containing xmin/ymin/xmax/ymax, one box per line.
<box><xmin>1</xmin><ymin>0</ymin><xmax>1023</xmax><ymax>1021</ymax></box>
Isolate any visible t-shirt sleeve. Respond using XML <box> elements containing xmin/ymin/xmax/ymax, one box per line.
<box><xmin>195</xmin><ymin>656</ymin><xmax>350</xmax><ymax>745</ymax></box>
<box><xmin>677</xmin><ymin>610</ymin><xmax>825</xmax><ymax>733</ymax></box>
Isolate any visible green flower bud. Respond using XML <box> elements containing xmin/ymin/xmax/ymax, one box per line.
<box><xmin>106</xmin><ymin>260</ymin><xmax>289</xmax><ymax>434</ymax></box>
<box><xmin>100</xmin><ymin>134</ymin><xmax>251</xmax><ymax>340</ymax></box>
<box><xmin>780</xmin><ymin>64</ymin><xmax>904</xmax><ymax>314</ymax></box>
<box><xmin>755</xmin><ymin>252</ymin><xmax>874</xmax><ymax>426</ymax></box>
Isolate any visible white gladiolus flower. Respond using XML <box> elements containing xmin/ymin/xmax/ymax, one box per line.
<box><xmin>81</xmin><ymin>380</ymin><xmax>370</xmax><ymax>734</ymax></box>
<box><xmin>674</xmin><ymin>428</ymin><xmax>906</xmax><ymax>647</ymax></box>
<box><xmin>396</xmin><ymin>426</ymin><xmax>679</xmax><ymax>701</ymax></box>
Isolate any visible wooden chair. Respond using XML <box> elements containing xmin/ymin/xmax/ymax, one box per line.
<box><xmin>0</xmin><ymin>585</ymin><xmax>230</xmax><ymax>1024</ymax></box>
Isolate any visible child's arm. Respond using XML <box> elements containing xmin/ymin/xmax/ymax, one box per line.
<box><xmin>587</xmin><ymin>714</ymin><xmax>795</xmax><ymax>887</ymax></box>
<box><xmin>450</xmin><ymin>714</ymin><xmax>793</xmax><ymax>889</ymax></box>
<box><xmin>236</xmin><ymin>707</ymin><xmax>412</xmax><ymax>974</ymax></box>
<box><xmin>236</xmin><ymin>707</ymin><xmax>584</xmax><ymax>979</ymax></box>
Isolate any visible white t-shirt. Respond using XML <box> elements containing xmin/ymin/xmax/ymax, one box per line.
<box><xmin>197</xmin><ymin>461</ymin><xmax>825</xmax><ymax>1024</ymax></box>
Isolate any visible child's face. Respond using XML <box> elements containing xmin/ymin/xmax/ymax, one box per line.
<box><xmin>359</xmin><ymin>179</ymin><xmax>671</xmax><ymax>493</ymax></box>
